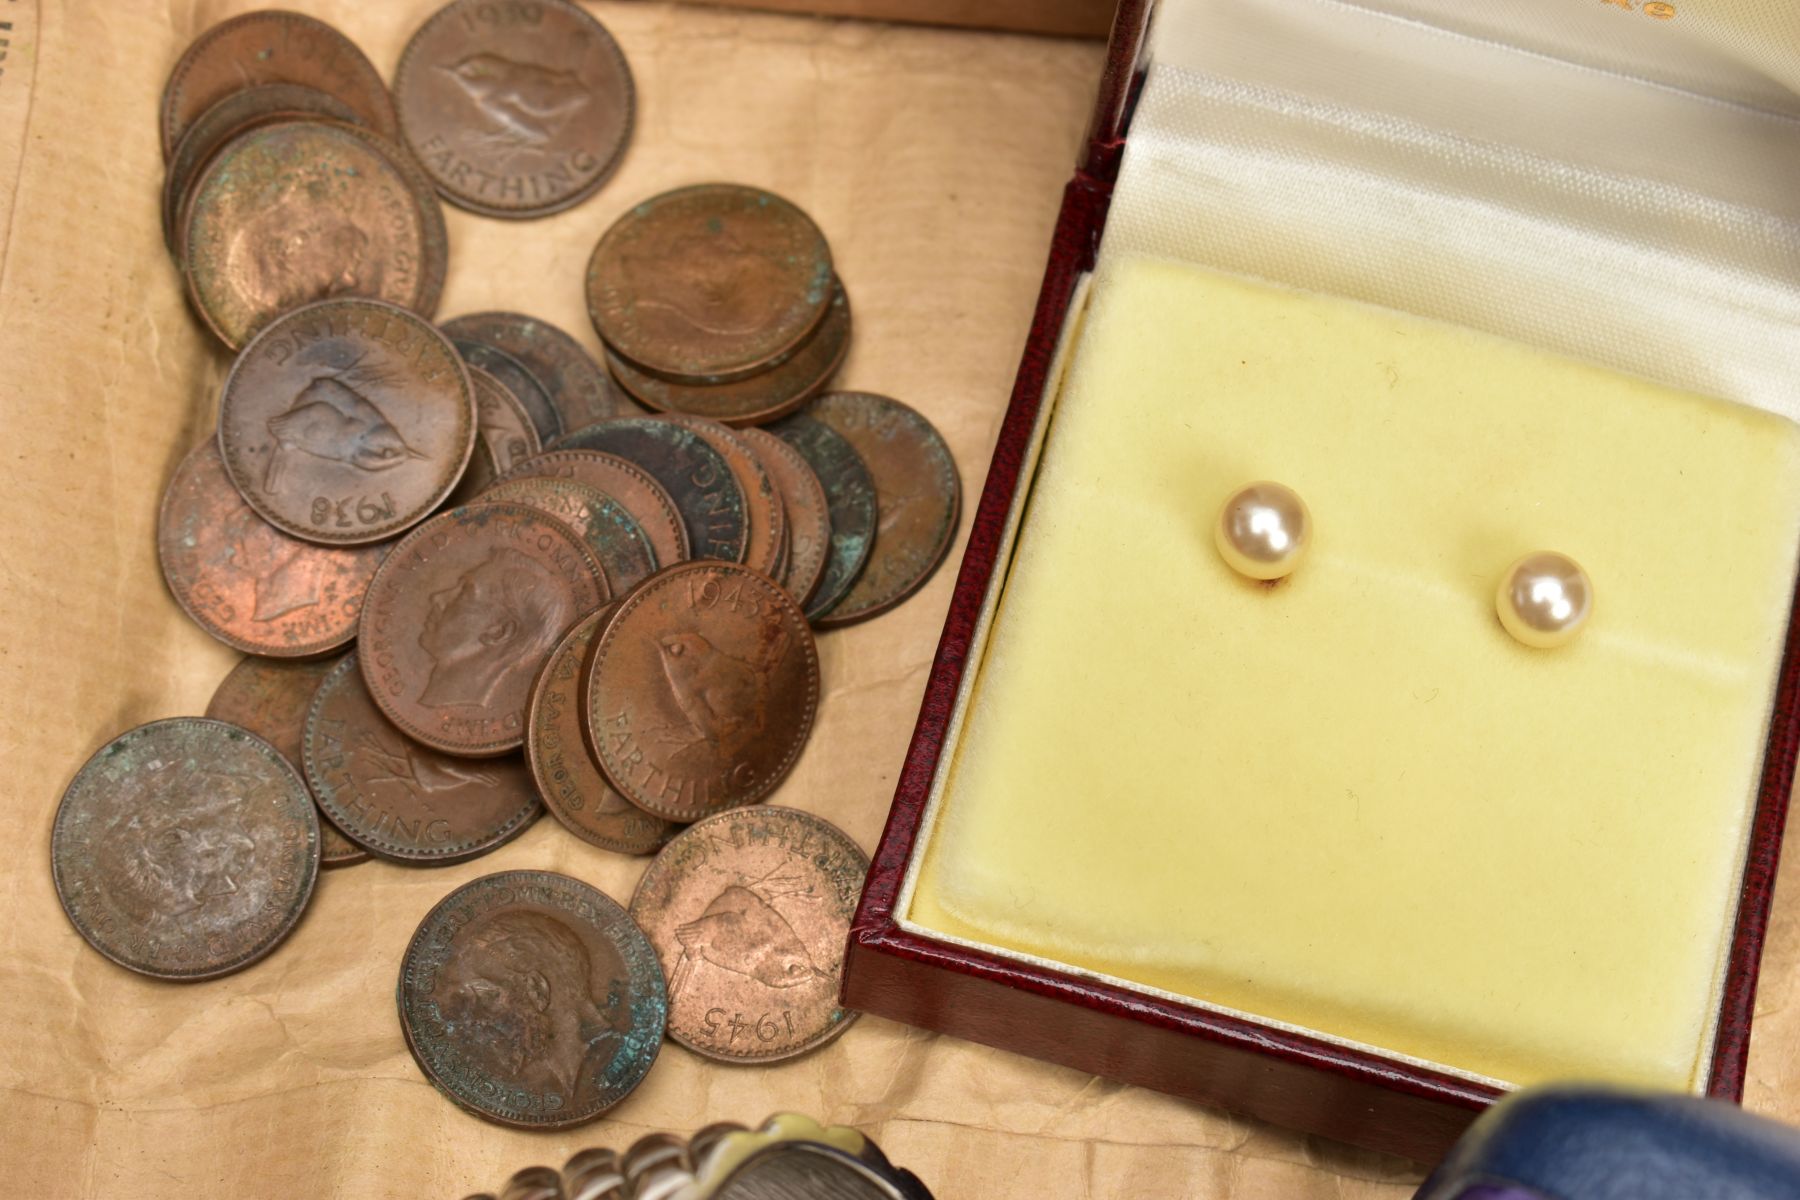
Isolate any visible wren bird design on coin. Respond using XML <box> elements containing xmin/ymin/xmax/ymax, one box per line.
<box><xmin>218</xmin><ymin>298</ymin><xmax>476</xmax><ymax>546</ymax></box>
<box><xmin>162</xmin><ymin>83</ymin><xmax>363</xmax><ymax>253</ymax></box>
<box><xmin>442</xmin><ymin>311</ymin><xmax>631</xmax><ymax>433</ymax></box>
<box><xmin>586</xmin><ymin>562</ymin><xmax>820</xmax><ymax>822</ymax></box>
<box><xmin>587</xmin><ymin>184</ymin><xmax>834</xmax><ymax>382</ymax></box>
<box><xmin>359</xmin><ymin>502</ymin><xmax>607</xmax><ymax>755</ymax></box>
<box><xmin>207</xmin><ymin>654</ymin><xmax>368</xmax><ymax>869</ymax></box>
<box><xmin>806</xmin><ymin>393</ymin><xmax>960</xmax><ymax>627</ymax></box>
<box><xmin>528</xmin><ymin>608</ymin><xmax>678</xmax><ymax>855</ymax></box>
<box><xmin>555</xmin><ymin>417</ymin><xmax>747</xmax><ymax>563</ymax></box>
<box><xmin>738</xmin><ymin>427</ymin><xmax>831</xmax><ymax>606</ymax></box>
<box><xmin>454</xmin><ymin>339</ymin><xmax>562</xmax><ymax>444</ymax></box>
<box><xmin>452</xmin><ymin>365</ymin><xmax>543</xmax><ymax>502</ymax></box>
<box><xmin>398</xmin><ymin>870</ymin><xmax>667</xmax><ymax>1129</ymax></box>
<box><xmin>481</xmin><ymin>476</ymin><xmax>657</xmax><ymax>593</ymax></box>
<box><xmin>182</xmin><ymin>120</ymin><xmax>447</xmax><ymax>349</ymax></box>
<box><xmin>158</xmin><ymin>440</ymin><xmax>389</xmax><ymax>656</ymax></box>
<box><xmin>160</xmin><ymin>10</ymin><xmax>399</xmax><ymax>160</ymax></box>
<box><xmin>629</xmin><ymin>807</ymin><xmax>868</xmax><ymax>1062</ymax></box>
<box><xmin>395</xmin><ymin>0</ymin><xmax>635</xmax><ymax>218</ymax></box>
<box><xmin>607</xmin><ymin>278</ymin><xmax>851</xmax><ymax>426</ymax></box>
<box><xmin>304</xmin><ymin>656</ymin><xmax>540</xmax><ymax>863</ymax></box>
<box><xmin>769</xmin><ymin>413</ymin><xmax>876</xmax><ymax>620</ymax></box>
<box><xmin>51</xmin><ymin>718</ymin><xmax>320</xmax><ymax>981</ymax></box>
<box><xmin>488</xmin><ymin>447</ymin><xmax>689</xmax><ymax>568</ymax></box>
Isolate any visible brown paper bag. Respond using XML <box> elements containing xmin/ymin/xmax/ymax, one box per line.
<box><xmin>5</xmin><ymin>2</ymin><xmax>1797</xmax><ymax>1196</ymax></box>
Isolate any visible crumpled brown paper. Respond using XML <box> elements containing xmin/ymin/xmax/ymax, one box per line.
<box><xmin>5</xmin><ymin>3</ymin><xmax>1800</xmax><ymax>1197</ymax></box>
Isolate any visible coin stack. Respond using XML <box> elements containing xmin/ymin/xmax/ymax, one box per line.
<box><xmin>52</xmin><ymin>0</ymin><xmax>963</xmax><ymax>1133</ymax></box>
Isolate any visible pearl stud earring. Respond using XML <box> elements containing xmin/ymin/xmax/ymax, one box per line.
<box><xmin>1215</xmin><ymin>482</ymin><xmax>1310</xmax><ymax>581</ymax></box>
<box><xmin>1497</xmin><ymin>552</ymin><xmax>1592</xmax><ymax>648</ymax></box>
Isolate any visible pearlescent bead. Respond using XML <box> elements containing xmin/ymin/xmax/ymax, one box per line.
<box><xmin>1215</xmin><ymin>482</ymin><xmax>1310</xmax><ymax>581</ymax></box>
<box><xmin>1497</xmin><ymin>551</ymin><xmax>1592</xmax><ymax>648</ymax></box>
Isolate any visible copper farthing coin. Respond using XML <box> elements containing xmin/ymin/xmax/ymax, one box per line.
<box><xmin>629</xmin><ymin>807</ymin><xmax>867</xmax><ymax>1062</ymax></box>
<box><xmin>451</xmin><ymin>365</ymin><xmax>543</xmax><ymax>501</ymax></box>
<box><xmin>586</xmin><ymin>184</ymin><xmax>833</xmax><ymax>382</ymax></box>
<box><xmin>488</xmin><ymin>447</ymin><xmax>687</xmax><ymax>569</ymax></box>
<box><xmin>182</xmin><ymin>121</ymin><xmax>447</xmax><ymax>349</ymax></box>
<box><xmin>304</xmin><ymin>656</ymin><xmax>540</xmax><ymax>864</ymax></box>
<box><xmin>359</xmin><ymin>502</ymin><xmax>606</xmax><ymax>755</ymax></box>
<box><xmin>160</xmin><ymin>10</ymin><xmax>399</xmax><ymax>160</ymax></box>
<box><xmin>807</xmin><ymin>393</ymin><xmax>960</xmax><ymax>627</ymax></box>
<box><xmin>398</xmin><ymin>870</ymin><xmax>667</xmax><ymax>1129</ymax></box>
<box><xmin>442</xmin><ymin>311</ymin><xmax>630</xmax><ymax>432</ymax></box>
<box><xmin>480</xmin><ymin>476</ymin><xmax>657</xmax><ymax>593</ymax></box>
<box><xmin>51</xmin><ymin>718</ymin><xmax>320</xmax><ymax>981</ymax></box>
<box><xmin>768</xmin><ymin>412</ymin><xmax>875</xmax><ymax>620</ymax></box>
<box><xmin>527</xmin><ymin>608</ymin><xmax>677</xmax><ymax>855</ymax></box>
<box><xmin>664</xmin><ymin>416</ymin><xmax>786</xmax><ymax>582</ymax></box>
<box><xmin>218</xmin><ymin>298</ymin><xmax>476</xmax><ymax>546</ymax></box>
<box><xmin>395</xmin><ymin>0</ymin><xmax>634</xmax><ymax>218</ymax></box>
<box><xmin>207</xmin><ymin>655</ymin><xmax>369</xmax><ymax>869</ymax></box>
<box><xmin>555</xmin><ymin>417</ymin><xmax>746</xmax><ymax>563</ymax></box>
<box><xmin>738</xmin><ymin>427</ymin><xmax>830</xmax><ymax>606</ymax></box>
<box><xmin>158</xmin><ymin>440</ymin><xmax>387</xmax><ymax>657</ymax></box>
<box><xmin>606</xmin><ymin>278</ymin><xmax>850</xmax><ymax>426</ymax></box>
<box><xmin>587</xmin><ymin>562</ymin><xmax>819</xmax><ymax>822</ymax></box>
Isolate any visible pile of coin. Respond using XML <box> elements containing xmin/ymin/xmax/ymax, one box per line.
<box><xmin>51</xmin><ymin>0</ymin><xmax>962</xmax><ymax>1133</ymax></box>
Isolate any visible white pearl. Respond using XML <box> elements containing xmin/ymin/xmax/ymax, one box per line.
<box><xmin>1216</xmin><ymin>482</ymin><xmax>1310</xmax><ymax>581</ymax></box>
<box><xmin>1497</xmin><ymin>552</ymin><xmax>1592</xmax><ymax>648</ymax></box>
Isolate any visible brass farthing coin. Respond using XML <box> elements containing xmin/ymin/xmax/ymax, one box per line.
<box><xmin>397</xmin><ymin>870</ymin><xmax>667</xmax><ymax>1129</ymax></box>
<box><xmin>394</xmin><ymin>0</ymin><xmax>634</xmax><ymax>218</ymax></box>
<box><xmin>807</xmin><ymin>393</ymin><xmax>961</xmax><ymax>627</ymax></box>
<box><xmin>359</xmin><ymin>502</ymin><xmax>607</xmax><ymax>755</ymax></box>
<box><xmin>157</xmin><ymin>440</ymin><xmax>388</xmax><ymax>657</ymax></box>
<box><xmin>554</xmin><ymin>417</ymin><xmax>747</xmax><ymax>563</ymax></box>
<box><xmin>441</xmin><ymin>311</ymin><xmax>631</xmax><ymax>433</ymax></box>
<box><xmin>206</xmin><ymin>654</ymin><xmax>369</xmax><ymax>869</ymax></box>
<box><xmin>182</xmin><ymin>121</ymin><xmax>447</xmax><ymax>349</ymax></box>
<box><xmin>51</xmin><ymin>718</ymin><xmax>320</xmax><ymax>981</ymax></box>
<box><xmin>768</xmin><ymin>413</ymin><xmax>876</xmax><ymax>620</ymax></box>
<box><xmin>527</xmin><ymin>608</ymin><xmax>678</xmax><ymax>855</ymax></box>
<box><xmin>487</xmin><ymin>447</ymin><xmax>688</xmax><ymax>569</ymax></box>
<box><xmin>606</xmin><ymin>279</ymin><xmax>850</xmax><ymax>426</ymax></box>
<box><xmin>586</xmin><ymin>184</ymin><xmax>833</xmax><ymax>382</ymax></box>
<box><xmin>159</xmin><ymin>10</ymin><xmax>399</xmax><ymax>160</ymax></box>
<box><xmin>304</xmin><ymin>656</ymin><xmax>541</xmax><ymax>864</ymax></box>
<box><xmin>217</xmin><ymin>298</ymin><xmax>476</xmax><ymax>545</ymax></box>
<box><xmin>629</xmin><ymin>807</ymin><xmax>868</xmax><ymax>1062</ymax></box>
<box><xmin>587</xmin><ymin>562</ymin><xmax>819</xmax><ymax>822</ymax></box>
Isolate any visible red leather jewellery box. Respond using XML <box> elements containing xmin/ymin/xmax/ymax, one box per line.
<box><xmin>841</xmin><ymin>0</ymin><xmax>1800</xmax><ymax>1163</ymax></box>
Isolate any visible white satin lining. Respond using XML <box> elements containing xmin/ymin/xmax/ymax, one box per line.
<box><xmin>1107</xmin><ymin>0</ymin><xmax>1800</xmax><ymax>421</ymax></box>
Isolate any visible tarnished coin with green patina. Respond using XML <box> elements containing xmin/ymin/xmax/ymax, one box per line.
<box><xmin>805</xmin><ymin>393</ymin><xmax>961</xmax><ymax>627</ymax></box>
<box><xmin>768</xmin><ymin>413</ymin><xmax>875</xmax><ymax>620</ymax></box>
<box><xmin>554</xmin><ymin>416</ymin><xmax>747</xmax><ymax>563</ymax></box>
<box><xmin>480</xmin><ymin>475</ymin><xmax>657</xmax><ymax>593</ymax></box>
<box><xmin>441</xmin><ymin>310</ymin><xmax>630</xmax><ymax>433</ymax></box>
<box><xmin>397</xmin><ymin>870</ymin><xmax>667</xmax><ymax>1129</ymax></box>
<box><xmin>181</xmin><ymin>119</ymin><xmax>446</xmax><ymax>350</ymax></box>
<box><xmin>51</xmin><ymin>718</ymin><xmax>321</xmax><ymax>981</ymax></box>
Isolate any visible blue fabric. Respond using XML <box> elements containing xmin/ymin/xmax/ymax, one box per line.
<box><xmin>1415</xmin><ymin>1087</ymin><xmax>1800</xmax><ymax>1200</ymax></box>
